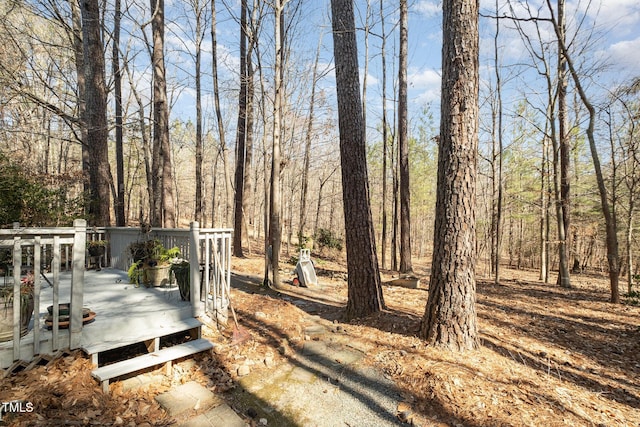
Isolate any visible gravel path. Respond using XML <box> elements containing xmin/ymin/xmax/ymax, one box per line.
<box><xmin>229</xmin><ymin>311</ymin><xmax>405</xmax><ymax>426</ymax></box>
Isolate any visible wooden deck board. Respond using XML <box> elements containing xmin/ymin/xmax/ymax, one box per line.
<box><xmin>81</xmin><ymin>316</ymin><xmax>202</xmax><ymax>356</ymax></box>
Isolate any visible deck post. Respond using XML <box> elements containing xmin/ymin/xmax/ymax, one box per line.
<box><xmin>12</xmin><ymin>237</ymin><xmax>22</xmax><ymax>361</ymax></box>
<box><xmin>69</xmin><ymin>219</ymin><xmax>86</xmax><ymax>349</ymax></box>
<box><xmin>189</xmin><ymin>222</ymin><xmax>203</xmax><ymax>317</ymax></box>
<box><xmin>33</xmin><ymin>236</ymin><xmax>41</xmax><ymax>355</ymax></box>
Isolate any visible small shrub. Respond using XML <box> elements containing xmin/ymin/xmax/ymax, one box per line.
<box><xmin>315</xmin><ymin>228</ymin><xmax>343</xmax><ymax>251</ymax></box>
<box><xmin>625</xmin><ymin>290</ymin><xmax>640</xmax><ymax>306</ymax></box>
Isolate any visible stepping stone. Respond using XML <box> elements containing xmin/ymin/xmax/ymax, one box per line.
<box><xmin>289</xmin><ymin>366</ymin><xmax>316</xmax><ymax>383</ymax></box>
<box><xmin>331</xmin><ymin>348</ymin><xmax>364</xmax><ymax>365</ymax></box>
<box><xmin>304</xmin><ymin>324</ymin><xmax>326</xmax><ymax>336</ymax></box>
<box><xmin>156</xmin><ymin>381</ymin><xmax>221</xmax><ymax>417</ymax></box>
<box><xmin>121</xmin><ymin>374</ymin><xmax>164</xmax><ymax>391</ymax></box>
<box><xmin>302</xmin><ymin>341</ymin><xmax>327</xmax><ymax>357</ymax></box>
<box><xmin>179</xmin><ymin>403</ymin><xmax>246</xmax><ymax>427</ymax></box>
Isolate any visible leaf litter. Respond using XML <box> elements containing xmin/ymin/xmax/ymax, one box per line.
<box><xmin>0</xmin><ymin>253</ymin><xmax>637</xmax><ymax>427</ymax></box>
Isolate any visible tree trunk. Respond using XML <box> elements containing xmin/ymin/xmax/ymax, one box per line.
<box><xmin>556</xmin><ymin>0</ymin><xmax>571</xmax><ymax>288</ymax></box>
<box><xmin>211</xmin><ymin>0</ymin><xmax>233</xmax><ymax>227</ymax></box>
<box><xmin>492</xmin><ymin>0</ymin><xmax>504</xmax><ymax>284</ymax></box>
<box><xmin>113</xmin><ymin>0</ymin><xmax>125</xmax><ymax>226</ymax></box>
<box><xmin>194</xmin><ymin>0</ymin><xmax>204</xmax><ymax>223</ymax></box>
<box><xmin>243</xmin><ymin>2</ymin><xmax>258</xmax><ymax>249</ymax></box>
<box><xmin>546</xmin><ymin>0</ymin><xmax>619</xmax><ymax>303</ymax></box>
<box><xmin>233</xmin><ymin>0</ymin><xmax>248</xmax><ymax>257</ymax></box>
<box><xmin>540</xmin><ymin>135</ymin><xmax>549</xmax><ymax>282</ymax></box>
<box><xmin>70</xmin><ymin>1</ymin><xmax>90</xmax><ymax>217</ymax></box>
<box><xmin>330</xmin><ymin>0</ymin><xmax>385</xmax><ymax>320</ymax></box>
<box><xmin>268</xmin><ymin>0</ymin><xmax>286</xmax><ymax>289</ymax></box>
<box><xmin>420</xmin><ymin>0</ymin><xmax>479</xmax><ymax>351</ymax></box>
<box><xmin>81</xmin><ymin>0</ymin><xmax>111</xmax><ymax>226</ymax></box>
<box><xmin>380</xmin><ymin>0</ymin><xmax>389</xmax><ymax>270</ymax></box>
<box><xmin>150</xmin><ymin>0</ymin><xmax>175</xmax><ymax>228</ymax></box>
<box><xmin>398</xmin><ymin>0</ymin><xmax>412</xmax><ymax>274</ymax></box>
<box><xmin>298</xmin><ymin>33</ymin><xmax>323</xmax><ymax>243</ymax></box>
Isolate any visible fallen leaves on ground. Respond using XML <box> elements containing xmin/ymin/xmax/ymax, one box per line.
<box><xmin>0</xmin><ymin>251</ymin><xmax>638</xmax><ymax>427</ymax></box>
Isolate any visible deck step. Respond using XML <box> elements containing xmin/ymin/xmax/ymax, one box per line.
<box><xmin>92</xmin><ymin>338</ymin><xmax>213</xmax><ymax>392</ymax></box>
<box><xmin>82</xmin><ymin>317</ymin><xmax>203</xmax><ymax>365</ymax></box>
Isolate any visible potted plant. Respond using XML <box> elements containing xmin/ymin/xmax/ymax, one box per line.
<box><xmin>0</xmin><ymin>272</ymin><xmax>35</xmax><ymax>342</ymax></box>
<box><xmin>87</xmin><ymin>240</ymin><xmax>108</xmax><ymax>257</ymax></box>
<box><xmin>170</xmin><ymin>259</ymin><xmax>190</xmax><ymax>301</ymax></box>
<box><xmin>127</xmin><ymin>260</ymin><xmax>145</xmax><ymax>287</ymax></box>
<box><xmin>127</xmin><ymin>240</ymin><xmax>180</xmax><ymax>287</ymax></box>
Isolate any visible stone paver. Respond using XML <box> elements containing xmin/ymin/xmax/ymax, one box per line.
<box><xmin>288</xmin><ymin>366</ymin><xmax>316</xmax><ymax>383</ymax></box>
<box><xmin>155</xmin><ymin>381</ymin><xmax>221</xmax><ymax>417</ymax></box>
<box><xmin>179</xmin><ymin>403</ymin><xmax>247</xmax><ymax>427</ymax></box>
<box><xmin>121</xmin><ymin>374</ymin><xmax>165</xmax><ymax>391</ymax></box>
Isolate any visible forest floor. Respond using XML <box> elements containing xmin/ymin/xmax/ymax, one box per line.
<box><xmin>1</xmin><ymin>246</ymin><xmax>639</xmax><ymax>426</ymax></box>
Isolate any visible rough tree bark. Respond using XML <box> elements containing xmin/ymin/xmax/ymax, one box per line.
<box><xmin>113</xmin><ymin>0</ymin><xmax>125</xmax><ymax>226</ymax></box>
<box><xmin>380</xmin><ymin>0</ymin><xmax>389</xmax><ymax>270</ymax></box>
<box><xmin>233</xmin><ymin>0</ymin><xmax>248</xmax><ymax>257</ymax></box>
<box><xmin>70</xmin><ymin>1</ymin><xmax>89</xmax><ymax>215</ymax></box>
<box><xmin>268</xmin><ymin>0</ymin><xmax>287</xmax><ymax>288</ymax></box>
<box><xmin>330</xmin><ymin>0</ymin><xmax>385</xmax><ymax>319</ymax></box>
<box><xmin>150</xmin><ymin>0</ymin><xmax>175</xmax><ymax>227</ymax></box>
<box><xmin>420</xmin><ymin>0</ymin><xmax>479</xmax><ymax>350</ymax></box>
<box><xmin>80</xmin><ymin>0</ymin><xmax>111</xmax><ymax>226</ymax></box>
<box><xmin>194</xmin><ymin>0</ymin><xmax>204</xmax><ymax>223</ymax></box>
<box><xmin>556</xmin><ymin>0</ymin><xmax>571</xmax><ymax>288</ymax></box>
<box><xmin>398</xmin><ymin>0</ymin><xmax>412</xmax><ymax>274</ymax></box>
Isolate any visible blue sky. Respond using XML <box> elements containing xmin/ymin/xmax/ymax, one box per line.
<box><xmin>155</xmin><ymin>0</ymin><xmax>640</xmax><ymax>142</ymax></box>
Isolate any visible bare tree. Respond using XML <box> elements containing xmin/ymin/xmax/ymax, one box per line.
<box><xmin>420</xmin><ymin>0</ymin><xmax>479</xmax><ymax>350</ymax></box>
<box><xmin>211</xmin><ymin>0</ymin><xmax>233</xmax><ymax>228</ymax></box>
<box><xmin>556</xmin><ymin>0</ymin><xmax>571</xmax><ymax>288</ymax></box>
<box><xmin>398</xmin><ymin>0</ymin><xmax>412</xmax><ymax>274</ymax></box>
<box><xmin>189</xmin><ymin>0</ymin><xmax>207</xmax><ymax>224</ymax></box>
<box><xmin>545</xmin><ymin>0</ymin><xmax>620</xmax><ymax>302</ymax></box>
<box><xmin>298</xmin><ymin>32</ymin><xmax>324</xmax><ymax>243</ymax></box>
<box><xmin>490</xmin><ymin>0</ymin><xmax>504</xmax><ymax>284</ymax></box>
<box><xmin>379</xmin><ymin>0</ymin><xmax>389</xmax><ymax>270</ymax></box>
<box><xmin>267</xmin><ymin>0</ymin><xmax>288</xmax><ymax>288</ymax></box>
<box><xmin>150</xmin><ymin>0</ymin><xmax>175</xmax><ymax>227</ymax></box>
<box><xmin>330</xmin><ymin>0</ymin><xmax>385</xmax><ymax>319</ymax></box>
<box><xmin>113</xmin><ymin>0</ymin><xmax>125</xmax><ymax>226</ymax></box>
<box><xmin>81</xmin><ymin>0</ymin><xmax>111</xmax><ymax>226</ymax></box>
<box><xmin>233</xmin><ymin>0</ymin><xmax>249</xmax><ymax>257</ymax></box>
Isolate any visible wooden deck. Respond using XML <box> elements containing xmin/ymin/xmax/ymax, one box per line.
<box><xmin>0</xmin><ymin>268</ymin><xmax>195</xmax><ymax>369</ymax></box>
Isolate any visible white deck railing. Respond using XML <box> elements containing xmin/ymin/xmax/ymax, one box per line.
<box><xmin>0</xmin><ymin>221</ymin><xmax>232</xmax><ymax>368</ymax></box>
<box><xmin>0</xmin><ymin>220</ymin><xmax>86</xmax><ymax>363</ymax></box>
<box><xmin>106</xmin><ymin>223</ymin><xmax>233</xmax><ymax>324</ymax></box>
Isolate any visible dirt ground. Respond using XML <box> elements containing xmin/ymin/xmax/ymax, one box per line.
<box><xmin>0</xmin><ymin>247</ymin><xmax>639</xmax><ymax>426</ymax></box>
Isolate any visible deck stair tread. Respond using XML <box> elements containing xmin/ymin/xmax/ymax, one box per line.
<box><xmin>92</xmin><ymin>338</ymin><xmax>213</xmax><ymax>387</ymax></box>
<box><xmin>81</xmin><ymin>317</ymin><xmax>202</xmax><ymax>355</ymax></box>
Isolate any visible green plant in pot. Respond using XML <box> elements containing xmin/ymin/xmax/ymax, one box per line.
<box><xmin>87</xmin><ymin>240</ymin><xmax>108</xmax><ymax>257</ymax></box>
<box><xmin>127</xmin><ymin>240</ymin><xmax>180</xmax><ymax>287</ymax></box>
<box><xmin>0</xmin><ymin>272</ymin><xmax>35</xmax><ymax>342</ymax></box>
<box><xmin>127</xmin><ymin>260</ymin><xmax>145</xmax><ymax>287</ymax></box>
<box><xmin>170</xmin><ymin>259</ymin><xmax>190</xmax><ymax>301</ymax></box>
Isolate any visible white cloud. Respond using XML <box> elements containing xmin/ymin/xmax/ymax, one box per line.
<box><xmin>408</xmin><ymin>68</ymin><xmax>441</xmax><ymax>106</ymax></box>
<box><xmin>414</xmin><ymin>0</ymin><xmax>440</xmax><ymax>18</ymax></box>
<box><xmin>575</xmin><ymin>0</ymin><xmax>640</xmax><ymax>35</ymax></box>
<box><xmin>606</xmin><ymin>36</ymin><xmax>640</xmax><ymax>70</ymax></box>
<box><xmin>409</xmin><ymin>68</ymin><xmax>440</xmax><ymax>90</ymax></box>
<box><xmin>413</xmin><ymin>87</ymin><xmax>441</xmax><ymax>106</ymax></box>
